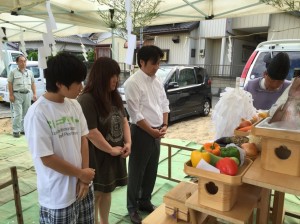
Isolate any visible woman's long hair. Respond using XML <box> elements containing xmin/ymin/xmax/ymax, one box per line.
<box><xmin>82</xmin><ymin>57</ymin><xmax>123</xmax><ymax>117</ymax></box>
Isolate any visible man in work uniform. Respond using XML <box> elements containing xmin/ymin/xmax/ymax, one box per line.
<box><xmin>7</xmin><ymin>55</ymin><xmax>37</xmax><ymax>138</ymax></box>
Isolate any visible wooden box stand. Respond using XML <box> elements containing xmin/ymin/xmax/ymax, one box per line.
<box><xmin>197</xmin><ymin>177</ymin><xmax>238</xmax><ymax>211</ymax></box>
<box><xmin>163</xmin><ymin>181</ymin><xmax>198</xmax><ymax>222</ymax></box>
<box><xmin>234</xmin><ymin>128</ymin><xmax>250</xmax><ymax>137</ymax></box>
<box><xmin>252</xmin><ymin>118</ymin><xmax>300</xmax><ymax>176</ymax></box>
<box><xmin>184</xmin><ymin>158</ymin><xmax>252</xmax><ymax>212</ymax></box>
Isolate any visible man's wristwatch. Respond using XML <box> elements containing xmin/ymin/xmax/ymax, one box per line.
<box><xmin>162</xmin><ymin>123</ymin><xmax>168</xmax><ymax>128</ymax></box>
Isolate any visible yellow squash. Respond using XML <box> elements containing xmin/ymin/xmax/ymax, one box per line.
<box><xmin>190</xmin><ymin>150</ymin><xmax>210</xmax><ymax>167</ymax></box>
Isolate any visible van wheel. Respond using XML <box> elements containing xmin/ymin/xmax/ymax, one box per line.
<box><xmin>200</xmin><ymin>100</ymin><xmax>210</xmax><ymax>116</ymax></box>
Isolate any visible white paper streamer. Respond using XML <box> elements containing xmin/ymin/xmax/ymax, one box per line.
<box><xmin>45</xmin><ymin>20</ymin><xmax>56</xmax><ymax>44</ymax></box>
<box><xmin>45</xmin><ymin>19</ymin><xmax>52</xmax><ymax>34</ymax></box>
<box><xmin>44</xmin><ymin>19</ymin><xmax>57</xmax><ymax>56</ymax></box>
<box><xmin>126</xmin><ymin>17</ymin><xmax>132</xmax><ymax>34</ymax></box>
<box><xmin>80</xmin><ymin>42</ymin><xmax>88</xmax><ymax>61</ymax></box>
<box><xmin>125</xmin><ymin>34</ymin><xmax>136</xmax><ymax>65</ymax></box>
<box><xmin>125</xmin><ymin>0</ymin><xmax>132</xmax><ymax>36</ymax></box>
<box><xmin>125</xmin><ymin>0</ymin><xmax>135</xmax><ymax>65</ymax></box>
<box><xmin>51</xmin><ymin>43</ymin><xmax>57</xmax><ymax>56</ymax></box>
<box><xmin>125</xmin><ymin>0</ymin><xmax>131</xmax><ymax>12</ymax></box>
<box><xmin>20</xmin><ymin>31</ymin><xmax>28</xmax><ymax>57</ymax></box>
<box><xmin>42</xmin><ymin>33</ymin><xmax>51</xmax><ymax>46</ymax></box>
<box><xmin>46</xmin><ymin>0</ymin><xmax>57</xmax><ymax>30</ymax></box>
<box><xmin>227</xmin><ymin>36</ymin><xmax>232</xmax><ymax>63</ymax></box>
<box><xmin>38</xmin><ymin>47</ymin><xmax>47</xmax><ymax>69</ymax></box>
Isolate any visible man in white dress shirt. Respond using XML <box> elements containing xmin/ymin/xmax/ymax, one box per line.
<box><xmin>125</xmin><ymin>45</ymin><xmax>170</xmax><ymax>224</ymax></box>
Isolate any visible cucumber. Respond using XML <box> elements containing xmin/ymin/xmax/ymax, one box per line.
<box><xmin>200</xmin><ymin>147</ymin><xmax>240</xmax><ymax>166</ymax></box>
<box><xmin>209</xmin><ymin>153</ymin><xmax>223</xmax><ymax>166</ymax></box>
<box><xmin>200</xmin><ymin>148</ymin><xmax>222</xmax><ymax>166</ymax></box>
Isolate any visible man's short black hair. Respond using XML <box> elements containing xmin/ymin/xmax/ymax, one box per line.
<box><xmin>44</xmin><ymin>52</ymin><xmax>87</xmax><ymax>92</ymax></box>
<box><xmin>267</xmin><ymin>52</ymin><xmax>290</xmax><ymax>80</ymax></box>
<box><xmin>137</xmin><ymin>45</ymin><xmax>164</xmax><ymax>67</ymax></box>
<box><xmin>16</xmin><ymin>55</ymin><xmax>26</xmax><ymax>62</ymax></box>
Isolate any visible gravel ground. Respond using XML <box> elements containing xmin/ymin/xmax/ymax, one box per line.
<box><xmin>0</xmin><ymin>97</ymin><xmax>219</xmax><ymax>142</ymax></box>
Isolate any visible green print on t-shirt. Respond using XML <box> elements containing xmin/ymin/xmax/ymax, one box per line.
<box><xmin>47</xmin><ymin>116</ymin><xmax>80</xmax><ymax>129</ymax></box>
<box><xmin>47</xmin><ymin>116</ymin><xmax>80</xmax><ymax>138</ymax></box>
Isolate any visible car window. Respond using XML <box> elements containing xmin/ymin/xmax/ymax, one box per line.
<box><xmin>178</xmin><ymin>69</ymin><xmax>196</xmax><ymax>87</ymax></box>
<box><xmin>0</xmin><ymin>69</ymin><xmax>7</xmax><ymax>78</ymax></box>
<box><xmin>0</xmin><ymin>70</ymin><xmax>6</xmax><ymax>78</ymax></box>
<box><xmin>156</xmin><ymin>67</ymin><xmax>173</xmax><ymax>83</ymax></box>
<box><xmin>250</xmin><ymin>51</ymin><xmax>300</xmax><ymax>80</ymax></box>
<box><xmin>168</xmin><ymin>72</ymin><xmax>176</xmax><ymax>84</ymax></box>
<box><xmin>194</xmin><ymin>67</ymin><xmax>205</xmax><ymax>83</ymax></box>
<box><xmin>0</xmin><ymin>64</ymin><xmax>17</xmax><ymax>78</ymax></box>
<box><xmin>28</xmin><ymin>66</ymin><xmax>40</xmax><ymax>78</ymax></box>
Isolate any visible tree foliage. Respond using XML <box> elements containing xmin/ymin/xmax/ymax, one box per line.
<box><xmin>261</xmin><ymin>0</ymin><xmax>300</xmax><ymax>11</ymax></box>
<box><xmin>27</xmin><ymin>51</ymin><xmax>38</xmax><ymax>61</ymax></box>
<box><xmin>87</xmin><ymin>50</ymin><xmax>95</xmax><ymax>62</ymax></box>
<box><xmin>97</xmin><ymin>0</ymin><xmax>162</xmax><ymax>39</ymax></box>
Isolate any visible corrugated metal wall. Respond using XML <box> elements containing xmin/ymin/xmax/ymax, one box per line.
<box><xmin>154</xmin><ymin>33</ymin><xmax>190</xmax><ymax>64</ymax></box>
<box><xmin>268</xmin><ymin>13</ymin><xmax>300</xmax><ymax>40</ymax></box>
<box><xmin>232</xmin><ymin>14</ymin><xmax>270</xmax><ymax>29</ymax></box>
<box><xmin>200</xmin><ymin>19</ymin><xmax>227</xmax><ymax>38</ymax></box>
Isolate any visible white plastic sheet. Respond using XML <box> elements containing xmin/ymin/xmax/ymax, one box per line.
<box><xmin>212</xmin><ymin>80</ymin><xmax>257</xmax><ymax>139</ymax></box>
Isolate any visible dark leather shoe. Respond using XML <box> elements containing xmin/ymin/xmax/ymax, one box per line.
<box><xmin>129</xmin><ymin>211</ymin><xmax>142</xmax><ymax>224</ymax></box>
<box><xmin>13</xmin><ymin>132</ymin><xmax>20</xmax><ymax>138</ymax></box>
<box><xmin>20</xmin><ymin>131</ymin><xmax>25</xmax><ymax>135</ymax></box>
<box><xmin>138</xmin><ymin>201</ymin><xmax>157</xmax><ymax>213</ymax></box>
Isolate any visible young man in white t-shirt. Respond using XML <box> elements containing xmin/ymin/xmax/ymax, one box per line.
<box><xmin>24</xmin><ymin>53</ymin><xmax>95</xmax><ymax>223</ymax></box>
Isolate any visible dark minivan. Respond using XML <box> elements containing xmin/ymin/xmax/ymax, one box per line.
<box><xmin>119</xmin><ymin>65</ymin><xmax>212</xmax><ymax>122</ymax></box>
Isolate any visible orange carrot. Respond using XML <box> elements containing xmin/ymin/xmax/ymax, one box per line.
<box><xmin>238</xmin><ymin>125</ymin><xmax>252</xmax><ymax>132</ymax></box>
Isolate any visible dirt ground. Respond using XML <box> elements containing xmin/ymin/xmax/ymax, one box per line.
<box><xmin>0</xmin><ymin>117</ymin><xmax>13</xmax><ymax>134</ymax></box>
<box><xmin>165</xmin><ymin>114</ymin><xmax>216</xmax><ymax>143</ymax></box>
<box><xmin>0</xmin><ymin>114</ymin><xmax>216</xmax><ymax>143</ymax></box>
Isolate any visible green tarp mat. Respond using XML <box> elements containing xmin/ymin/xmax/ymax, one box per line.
<box><xmin>0</xmin><ymin>133</ymin><xmax>299</xmax><ymax>224</ymax></box>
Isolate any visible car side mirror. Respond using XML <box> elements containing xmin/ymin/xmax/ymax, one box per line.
<box><xmin>168</xmin><ymin>82</ymin><xmax>179</xmax><ymax>89</ymax></box>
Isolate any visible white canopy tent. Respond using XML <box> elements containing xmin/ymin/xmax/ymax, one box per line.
<box><xmin>150</xmin><ymin>0</ymin><xmax>283</xmax><ymax>25</ymax></box>
<box><xmin>0</xmin><ymin>0</ymin><xmax>110</xmax><ymax>42</ymax></box>
<box><xmin>0</xmin><ymin>0</ymin><xmax>284</xmax><ymax>42</ymax></box>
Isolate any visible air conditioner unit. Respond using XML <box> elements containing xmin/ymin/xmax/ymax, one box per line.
<box><xmin>200</xmin><ymin>49</ymin><xmax>205</xmax><ymax>57</ymax></box>
<box><xmin>172</xmin><ymin>36</ymin><xmax>180</xmax><ymax>43</ymax></box>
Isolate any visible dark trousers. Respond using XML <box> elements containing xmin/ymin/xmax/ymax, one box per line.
<box><xmin>127</xmin><ymin>124</ymin><xmax>160</xmax><ymax>213</ymax></box>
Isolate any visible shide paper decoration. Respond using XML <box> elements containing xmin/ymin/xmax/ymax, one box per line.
<box><xmin>39</xmin><ymin>0</ymin><xmax>58</xmax><ymax>69</ymax></box>
<box><xmin>20</xmin><ymin>31</ymin><xmax>28</xmax><ymax>58</ymax></box>
<box><xmin>81</xmin><ymin>40</ymin><xmax>88</xmax><ymax>62</ymax></box>
<box><xmin>124</xmin><ymin>0</ymin><xmax>136</xmax><ymax>65</ymax></box>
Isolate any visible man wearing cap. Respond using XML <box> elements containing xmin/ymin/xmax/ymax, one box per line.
<box><xmin>244</xmin><ymin>52</ymin><xmax>291</xmax><ymax>110</ymax></box>
<box><xmin>7</xmin><ymin>55</ymin><xmax>37</xmax><ymax>138</ymax></box>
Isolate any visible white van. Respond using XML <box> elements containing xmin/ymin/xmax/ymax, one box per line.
<box><xmin>0</xmin><ymin>49</ymin><xmax>23</xmax><ymax>73</ymax></box>
<box><xmin>240</xmin><ymin>39</ymin><xmax>300</xmax><ymax>87</ymax></box>
<box><xmin>0</xmin><ymin>61</ymin><xmax>45</xmax><ymax>102</ymax></box>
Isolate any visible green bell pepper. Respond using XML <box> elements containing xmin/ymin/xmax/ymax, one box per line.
<box><xmin>220</xmin><ymin>146</ymin><xmax>240</xmax><ymax>163</ymax></box>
